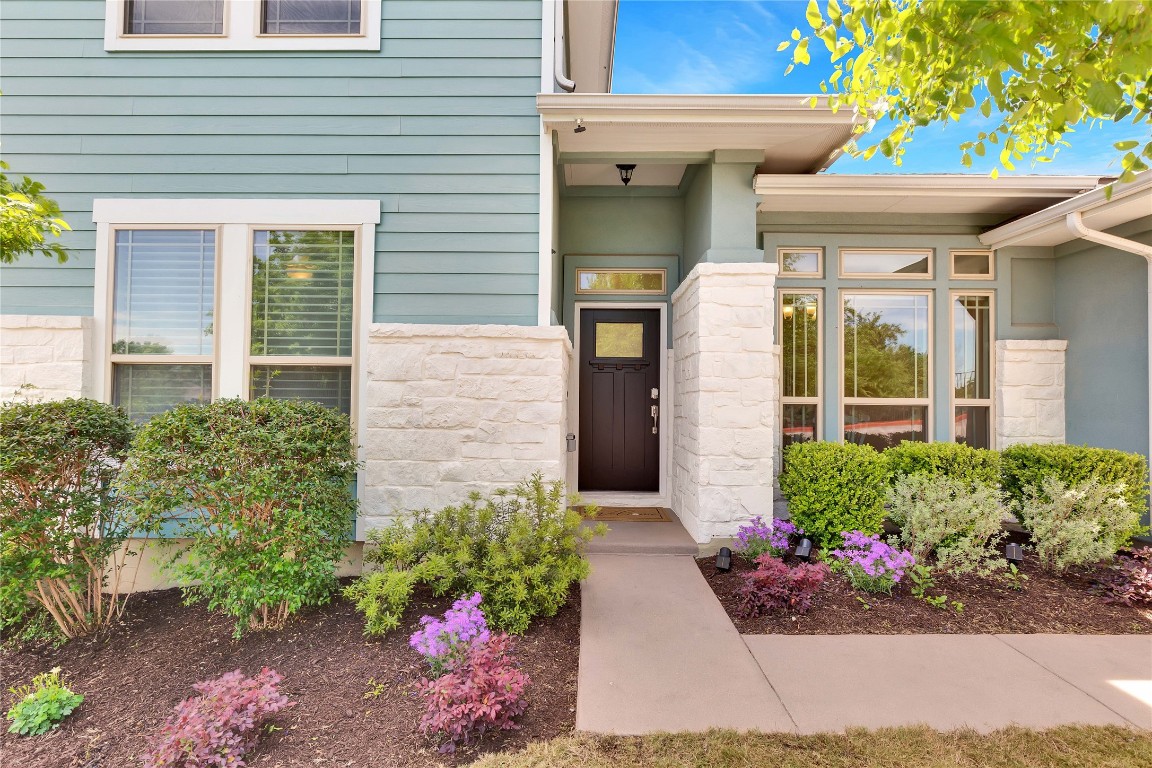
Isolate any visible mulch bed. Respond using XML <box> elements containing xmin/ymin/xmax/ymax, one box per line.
<box><xmin>699</xmin><ymin>540</ymin><xmax>1152</xmax><ymax>636</ymax></box>
<box><xmin>0</xmin><ymin>584</ymin><xmax>580</xmax><ymax>768</ymax></box>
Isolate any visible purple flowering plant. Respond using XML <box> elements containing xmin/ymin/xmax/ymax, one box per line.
<box><xmin>734</xmin><ymin>516</ymin><xmax>803</xmax><ymax>560</ymax></box>
<box><xmin>409</xmin><ymin>592</ymin><xmax>491</xmax><ymax>678</ymax></box>
<box><xmin>829</xmin><ymin>531</ymin><xmax>916</xmax><ymax>594</ymax></box>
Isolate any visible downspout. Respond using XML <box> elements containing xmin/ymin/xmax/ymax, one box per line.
<box><xmin>1066</xmin><ymin>210</ymin><xmax>1152</xmax><ymax>507</ymax></box>
<box><xmin>554</xmin><ymin>0</ymin><xmax>575</xmax><ymax>92</ymax></box>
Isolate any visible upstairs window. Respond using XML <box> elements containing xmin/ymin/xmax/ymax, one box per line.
<box><xmin>106</xmin><ymin>0</ymin><xmax>380</xmax><ymax>51</ymax></box>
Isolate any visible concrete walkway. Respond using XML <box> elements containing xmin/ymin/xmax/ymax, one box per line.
<box><xmin>578</xmin><ymin>553</ymin><xmax>1152</xmax><ymax>735</ymax></box>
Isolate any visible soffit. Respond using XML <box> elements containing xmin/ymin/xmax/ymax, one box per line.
<box><xmin>565</xmin><ymin>164</ymin><xmax>687</xmax><ymax>187</ymax></box>
<box><xmin>756</xmin><ymin>175</ymin><xmax>1105</xmax><ymax>217</ymax></box>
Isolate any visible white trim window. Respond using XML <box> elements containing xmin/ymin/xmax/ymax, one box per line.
<box><xmin>93</xmin><ymin>199</ymin><xmax>380</xmax><ymax>426</ymax></box>
<box><xmin>779</xmin><ymin>289</ymin><xmax>822</xmax><ymax>447</ymax></box>
<box><xmin>951</xmin><ymin>292</ymin><xmax>994</xmax><ymax>449</ymax></box>
<box><xmin>105</xmin><ymin>0</ymin><xmax>382</xmax><ymax>51</ymax></box>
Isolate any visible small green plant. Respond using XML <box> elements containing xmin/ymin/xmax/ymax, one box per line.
<box><xmin>1019</xmin><ymin>477</ymin><xmax>1143</xmax><ymax>572</ymax></box>
<box><xmin>1001</xmin><ymin>444</ymin><xmax>1148</xmax><ymax>529</ymax></box>
<box><xmin>6</xmin><ymin>668</ymin><xmax>83</xmax><ymax>736</ymax></box>
<box><xmin>346</xmin><ymin>474</ymin><xmax>604</xmax><ymax>636</ymax></box>
<box><xmin>1003</xmin><ymin>563</ymin><xmax>1029</xmax><ymax>591</ymax></box>
<box><xmin>907</xmin><ymin>564</ymin><xmax>963</xmax><ymax>612</ymax></box>
<box><xmin>887</xmin><ymin>474</ymin><xmax>1008</xmax><ymax>578</ymax></box>
<box><xmin>363</xmin><ymin>678</ymin><xmax>387</xmax><ymax>699</ymax></box>
<box><xmin>1</xmin><ymin>398</ymin><xmax>135</xmax><ymax>641</ymax></box>
<box><xmin>885</xmin><ymin>441</ymin><xmax>1001</xmax><ymax>488</ymax></box>
<box><xmin>117</xmin><ymin>398</ymin><xmax>358</xmax><ymax>637</ymax></box>
<box><xmin>779</xmin><ymin>442</ymin><xmax>889</xmax><ymax>548</ymax></box>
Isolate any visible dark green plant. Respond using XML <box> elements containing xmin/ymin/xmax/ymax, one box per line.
<box><xmin>346</xmin><ymin>474</ymin><xmax>604</xmax><ymax>636</ymax></box>
<box><xmin>116</xmin><ymin>398</ymin><xmax>358</xmax><ymax>637</ymax></box>
<box><xmin>6</xmin><ymin>668</ymin><xmax>83</xmax><ymax>736</ymax></box>
<box><xmin>778</xmin><ymin>442</ymin><xmax>889</xmax><ymax>548</ymax></box>
<box><xmin>885</xmin><ymin>441</ymin><xmax>1001</xmax><ymax>488</ymax></box>
<box><xmin>0</xmin><ymin>398</ymin><xmax>134</xmax><ymax>641</ymax></box>
<box><xmin>1001</xmin><ymin>444</ymin><xmax>1148</xmax><ymax>533</ymax></box>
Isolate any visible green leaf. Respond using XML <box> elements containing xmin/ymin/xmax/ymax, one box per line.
<box><xmin>1115</xmin><ymin>140</ymin><xmax>1140</xmax><ymax>151</ymax></box>
<box><xmin>791</xmin><ymin>27</ymin><xmax>801</xmax><ymax>41</ymax></box>
<box><xmin>777</xmin><ymin>40</ymin><xmax>791</xmax><ymax>52</ymax></box>
<box><xmin>805</xmin><ymin>0</ymin><xmax>823</xmax><ymax>29</ymax></box>
<box><xmin>980</xmin><ymin>99</ymin><xmax>991</xmax><ymax>118</ymax></box>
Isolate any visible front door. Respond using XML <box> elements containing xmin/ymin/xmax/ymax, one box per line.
<box><xmin>578</xmin><ymin>308</ymin><xmax>661</xmax><ymax>491</ymax></box>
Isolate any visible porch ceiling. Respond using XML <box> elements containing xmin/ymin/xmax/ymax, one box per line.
<box><xmin>756</xmin><ymin>174</ymin><xmax>1106</xmax><ymax>216</ymax></box>
<box><xmin>538</xmin><ymin>94</ymin><xmax>857</xmax><ymax>175</ymax></box>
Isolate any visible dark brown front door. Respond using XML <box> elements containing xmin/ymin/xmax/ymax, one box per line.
<box><xmin>579</xmin><ymin>308</ymin><xmax>660</xmax><ymax>491</ymax></box>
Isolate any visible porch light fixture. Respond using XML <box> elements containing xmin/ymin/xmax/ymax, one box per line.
<box><xmin>794</xmin><ymin>538</ymin><xmax>813</xmax><ymax>562</ymax></box>
<box><xmin>616</xmin><ymin>164</ymin><xmax>636</xmax><ymax>186</ymax></box>
<box><xmin>1005</xmin><ymin>542</ymin><xmax>1024</xmax><ymax>566</ymax></box>
<box><xmin>573</xmin><ymin>118</ymin><xmax>586</xmax><ymax>134</ymax></box>
<box><xmin>715</xmin><ymin>546</ymin><xmax>732</xmax><ymax>573</ymax></box>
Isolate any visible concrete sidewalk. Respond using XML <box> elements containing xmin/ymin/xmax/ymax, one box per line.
<box><xmin>577</xmin><ymin>553</ymin><xmax>1152</xmax><ymax>735</ymax></box>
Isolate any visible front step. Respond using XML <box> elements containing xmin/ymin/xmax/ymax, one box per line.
<box><xmin>582</xmin><ymin>515</ymin><xmax>698</xmax><ymax>555</ymax></box>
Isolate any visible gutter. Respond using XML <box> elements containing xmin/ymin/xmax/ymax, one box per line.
<box><xmin>554</xmin><ymin>0</ymin><xmax>575</xmax><ymax>93</ymax></box>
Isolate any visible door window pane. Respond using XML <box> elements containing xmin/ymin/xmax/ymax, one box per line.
<box><xmin>782</xmin><ymin>293</ymin><xmax>819</xmax><ymax>398</ymax></box>
<box><xmin>955</xmin><ymin>406</ymin><xmax>991</xmax><ymax>449</ymax></box>
<box><xmin>844</xmin><ymin>294</ymin><xmax>929</xmax><ymax>399</ymax></box>
<box><xmin>783</xmin><ymin>404</ymin><xmax>818</xmax><ymax>448</ymax></box>
<box><xmin>125</xmin><ymin>0</ymin><xmax>224</xmax><ymax>34</ymax></box>
<box><xmin>262</xmin><ymin>0</ymin><xmax>362</xmax><ymax>34</ymax></box>
<box><xmin>113</xmin><ymin>230</ymin><xmax>215</xmax><ymax>355</ymax></box>
<box><xmin>576</xmin><ymin>269</ymin><xmax>666</xmax><ymax>294</ymax></box>
<box><xmin>251</xmin><ymin>230</ymin><xmax>355</xmax><ymax>357</ymax></box>
<box><xmin>954</xmin><ymin>295</ymin><xmax>991</xmax><ymax>400</ymax></box>
<box><xmin>845</xmin><ymin>405</ymin><xmax>927</xmax><ymax>450</ymax></box>
<box><xmin>251</xmin><ymin>366</ymin><xmax>351</xmax><ymax>415</ymax></box>
<box><xmin>595</xmin><ymin>323</ymin><xmax>644</xmax><ymax>358</ymax></box>
<box><xmin>113</xmin><ymin>364</ymin><xmax>212</xmax><ymax>423</ymax></box>
<box><xmin>842</xmin><ymin>249</ymin><xmax>931</xmax><ymax>276</ymax></box>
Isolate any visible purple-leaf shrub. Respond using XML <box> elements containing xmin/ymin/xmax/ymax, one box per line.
<box><xmin>830</xmin><ymin>531</ymin><xmax>916</xmax><ymax>595</ymax></box>
<box><xmin>736</xmin><ymin>554</ymin><xmax>829</xmax><ymax>618</ymax></box>
<box><xmin>734</xmin><ymin>516</ymin><xmax>803</xmax><ymax>560</ymax></box>
<box><xmin>1093</xmin><ymin>549</ymin><xmax>1152</xmax><ymax>605</ymax></box>
<box><xmin>416</xmin><ymin>633</ymin><xmax>530</xmax><ymax>754</ymax></box>
<box><xmin>409</xmin><ymin>592</ymin><xmax>491</xmax><ymax>678</ymax></box>
<box><xmin>142</xmin><ymin>668</ymin><xmax>293</xmax><ymax>768</ymax></box>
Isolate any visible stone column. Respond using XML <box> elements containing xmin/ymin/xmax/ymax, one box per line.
<box><xmin>671</xmin><ymin>263</ymin><xmax>779</xmax><ymax>543</ymax></box>
<box><xmin>0</xmin><ymin>315</ymin><xmax>94</xmax><ymax>402</ymax></box>
<box><xmin>995</xmin><ymin>339</ymin><xmax>1067</xmax><ymax>447</ymax></box>
<box><xmin>361</xmin><ymin>324</ymin><xmax>572</xmax><ymax>535</ymax></box>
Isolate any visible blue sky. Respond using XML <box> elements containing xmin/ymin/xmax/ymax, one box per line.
<box><xmin>612</xmin><ymin>0</ymin><xmax>1142</xmax><ymax>176</ymax></box>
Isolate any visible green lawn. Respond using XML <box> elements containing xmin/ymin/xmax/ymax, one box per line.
<box><xmin>470</xmin><ymin>725</ymin><xmax>1152</xmax><ymax>768</ymax></box>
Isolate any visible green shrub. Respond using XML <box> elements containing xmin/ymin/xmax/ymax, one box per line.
<box><xmin>778</xmin><ymin>442</ymin><xmax>889</xmax><ymax>549</ymax></box>
<box><xmin>1019</xmin><ymin>477</ymin><xmax>1142</xmax><ymax>572</ymax></box>
<box><xmin>345</xmin><ymin>474</ymin><xmax>604</xmax><ymax>636</ymax></box>
<box><xmin>0</xmin><ymin>398</ymin><xmax>134</xmax><ymax>641</ymax></box>
<box><xmin>887</xmin><ymin>474</ymin><xmax>1008</xmax><ymax>577</ymax></box>
<box><xmin>6</xmin><ymin>668</ymin><xmax>83</xmax><ymax>736</ymax></box>
<box><xmin>1001</xmin><ymin>444</ymin><xmax>1148</xmax><ymax>530</ymax></box>
<box><xmin>885</xmin><ymin>441</ymin><xmax>1001</xmax><ymax>488</ymax></box>
<box><xmin>116</xmin><ymin>398</ymin><xmax>358</xmax><ymax>637</ymax></box>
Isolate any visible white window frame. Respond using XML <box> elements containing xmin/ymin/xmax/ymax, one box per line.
<box><xmin>950</xmin><ymin>249</ymin><xmax>996</xmax><ymax>280</ymax></box>
<box><xmin>839</xmin><ymin>289</ymin><xmax>933</xmax><ymax>444</ymax></box>
<box><xmin>778</xmin><ymin>288</ymin><xmax>823</xmax><ymax>445</ymax></box>
<box><xmin>574</xmin><ymin>268</ymin><xmax>668</xmax><ymax>296</ymax></box>
<box><xmin>93</xmin><ymin>199</ymin><xmax>380</xmax><ymax>458</ymax></box>
<box><xmin>777</xmin><ymin>246</ymin><xmax>824</xmax><ymax>278</ymax></box>
<box><xmin>839</xmin><ymin>247</ymin><xmax>935</xmax><ymax>280</ymax></box>
<box><xmin>105</xmin><ymin>0</ymin><xmax>381</xmax><ymax>51</ymax></box>
<box><xmin>950</xmin><ymin>290</ymin><xmax>996</xmax><ymax>447</ymax></box>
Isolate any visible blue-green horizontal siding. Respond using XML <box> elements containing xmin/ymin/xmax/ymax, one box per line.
<box><xmin>0</xmin><ymin>0</ymin><xmax>542</xmax><ymax>326</ymax></box>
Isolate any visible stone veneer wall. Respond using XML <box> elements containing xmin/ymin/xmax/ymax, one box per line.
<box><xmin>361</xmin><ymin>324</ymin><xmax>572</xmax><ymax>534</ymax></box>
<box><xmin>0</xmin><ymin>315</ymin><xmax>93</xmax><ymax>401</ymax></box>
<box><xmin>995</xmin><ymin>339</ymin><xmax>1067</xmax><ymax>447</ymax></box>
<box><xmin>670</xmin><ymin>263</ymin><xmax>779</xmax><ymax>543</ymax></box>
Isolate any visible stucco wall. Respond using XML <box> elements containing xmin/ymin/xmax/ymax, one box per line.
<box><xmin>361</xmin><ymin>323</ymin><xmax>572</xmax><ymax>534</ymax></box>
<box><xmin>0</xmin><ymin>314</ymin><xmax>93</xmax><ymax>401</ymax></box>
<box><xmin>671</xmin><ymin>263</ymin><xmax>778</xmax><ymax>543</ymax></box>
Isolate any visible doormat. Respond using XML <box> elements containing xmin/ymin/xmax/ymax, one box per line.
<box><xmin>578</xmin><ymin>506</ymin><xmax>673</xmax><ymax>522</ymax></box>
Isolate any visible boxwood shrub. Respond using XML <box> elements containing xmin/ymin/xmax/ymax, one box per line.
<box><xmin>1000</xmin><ymin>443</ymin><xmax>1148</xmax><ymax>526</ymax></box>
<box><xmin>117</xmin><ymin>398</ymin><xmax>358</xmax><ymax>637</ymax></box>
<box><xmin>778</xmin><ymin>442</ymin><xmax>889</xmax><ymax>549</ymax></box>
<box><xmin>885</xmin><ymin>441</ymin><xmax>1001</xmax><ymax>488</ymax></box>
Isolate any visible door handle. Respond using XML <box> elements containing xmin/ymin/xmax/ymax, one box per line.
<box><xmin>651</xmin><ymin>405</ymin><xmax>659</xmax><ymax>434</ymax></box>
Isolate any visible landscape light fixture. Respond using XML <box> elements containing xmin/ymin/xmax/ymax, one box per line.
<box><xmin>794</xmin><ymin>538</ymin><xmax>813</xmax><ymax>562</ymax></box>
<box><xmin>573</xmin><ymin>118</ymin><xmax>586</xmax><ymax>133</ymax></box>
<box><xmin>715</xmin><ymin>546</ymin><xmax>732</xmax><ymax>573</ymax></box>
<box><xmin>616</xmin><ymin>163</ymin><xmax>636</xmax><ymax>186</ymax></box>
<box><xmin>1005</xmin><ymin>542</ymin><xmax>1024</xmax><ymax>566</ymax></box>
